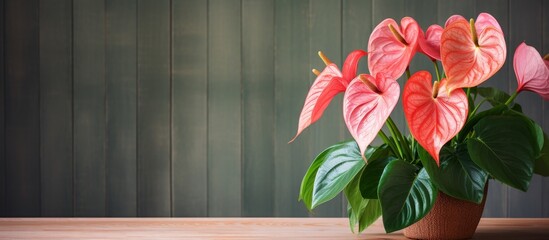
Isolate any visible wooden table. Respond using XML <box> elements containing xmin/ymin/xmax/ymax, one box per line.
<box><xmin>0</xmin><ymin>218</ymin><xmax>548</xmax><ymax>239</ymax></box>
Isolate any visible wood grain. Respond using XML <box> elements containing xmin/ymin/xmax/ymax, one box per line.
<box><xmin>0</xmin><ymin>218</ymin><xmax>547</xmax><ymax>239</ymax></box>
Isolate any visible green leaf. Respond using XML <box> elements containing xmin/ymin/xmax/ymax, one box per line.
<box><xmin>533</xmin><ymin>125</ymin><xmax>549</xmax><ymax>176</ymax></box>
<box><xmin>359</xmin><ymin>146</ymin><xmax>394</xmax><ymax>199</ymax></box>
<box><xmin>458</xmin><ymin>104</ymin><xmax>509</xmax><ymax>141</ymax></box>
<box><xmin>345</xmin><ymin>167</ymin><xmax>381</xmax><ymax>233</ymax></box>
<box><xmin>475</xmin><ymin>87</ymin><xmax>511</xmax><ymax>106</ymax></box>
<box><xmin>419</xmin><ymin>144</ymin><xmax>487</xmax><ymax>203</ymax></box>
<box><xmin>378</xmin><ymin>160</ymin><xmax>437</xmax><ymax>233</ymax></box>
<box><xmin>311</xmin><ymin>140</ymin><xmax>366</xmax><ymax>208</ymax></box>
<box><xmin>467</xmin><ymin>114</ymin><xmax>539</xmax><ymax>191</ymax></box>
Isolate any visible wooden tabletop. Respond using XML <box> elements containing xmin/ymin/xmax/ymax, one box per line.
<box><xmin>0</xmin><ymin>218</ymin><xmax>548</xmax><ymax>239</ymax></box>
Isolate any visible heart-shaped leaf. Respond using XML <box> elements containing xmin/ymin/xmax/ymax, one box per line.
<box><xmin>343</xmin><ymin>74</ymin><xmax>400</xmax><ymax>157</ymax></box>
<box><xmin>441</xmin><ymin>13</ymin><xmax>506</xmax><ymax>92</ymax></box>
<box><xmin>359</xmin><ymin>145</ymin><xmax>394</xmax><ymax>199</ymax></box>
<box><xmin>419</xmin><ymin>144</ymin><xmax>488</xmax><ymax>203</ymax></box>
<box><xmin>311</xmin><ymin>140</ymin><xmax>365</xmax><ymax>208</ymax></box>
<box><xmin>378</xmin><ymin>160</ymin><xmax>437</xmax><ymax>233</ymax></box>
<box><xmin>533</xmin><ymin>123</ymin><xmax>549</xmax><ymax>176</ymax></box>
<box><xmin>368</xmin><ymin>17</ymin><xmax>420</xmax><ymax>80</ymax></box>
<box><xmin>467</xmin><ymin>113</ymin><xmax>539</xmax><ymax>191</ymax></box>
<box><xmin>291</xmin><ymin>64</ymin><xmax>344</xmax><ymax>142</ymax></box>
<box><xmin>418</xmin><ymin>24</ymin><xmax>443</xmax><ymax>61</ymax></box>
<box><xmin>403</xmin><ymin>71</ymin><xmax>468</xmax><ymax>164</ymax></box>
<box><xmin>345</xmin><ymin>167</ymin><xmax>382</xmax><ymax>233</ymax></box>
<box><xmin>514</xmin><ymin>42</ymin><xmax>549</xmax><ymax>100</ymax></box>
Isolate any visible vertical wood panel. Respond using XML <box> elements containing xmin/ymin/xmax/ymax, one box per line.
<box><xmin>242</xmin><ymin>0</ymin><xmax>275</xmax><ymax>217</ymax></box>
<box><xmin>105</xmin><ymin>0</ymin><xmax>137</xmax><ymax>217</ymax></box>
<box><xmin>274</xmin><ymin>0</ymin><xmax>310</xmax><ymax>217</ymax></box>
<box><xmin>5</xmin><ymin>0</ymin><xmax>41</xmax><ymax>216</ymax></box>
<box><xmin>543</xmin><ymin>0</ymin><xmax>549</xmax><ymax>218</ymax></box>
<box><xmin>437</xmin><ymin>0</ymin><xmax>475</xmax><ymax>26</ymax></box>
<box><xmin>308</xmin><ymin>0</ymin><xmax>343</xmax><ymax>217</ymax></box>
<box><xmin>342</xmin><ymin>0</ymin><xmax>372</xmax><ymax>217</ymax></box>
<box><xmin>39</xmin><ymin>0</ymin><xmax>73</xmax><ymax>216</ymax></box>
<box><xmin>508</xmin><ymin>0</ymin><xmax>543</xmax><ymax>218</ymax></box>
<box><xmin>406</xmin><ymin>0</ymin><xmax>438</xmax><ymax>78</ymax></box>
<box><xmin>73</xmin><ymin>0</ymin><xmax>106</xmax><ymax>217</ymax></box>
<box><xmin>137</xmin><ymin>0</ymin><xmax>171</xmax><ymax>217</ymax></box>
<box><xmin>0</xmin><ymin>0</ymin><xmax>6</xmax><ymax>216</ymax></box>
<box><xmin>475</xmin><ymin>0</ymin><xmax>510</xmax><ymax>218</ymax></box>
<box><xmin>172</xmin><ymin>0</ymin><xmax>208</xmax><ymax>217</ymax></box>
<box><xmin>207</xmin><ymin>0</ymin><xmax>242</xmax><ymax>217</ymax></box>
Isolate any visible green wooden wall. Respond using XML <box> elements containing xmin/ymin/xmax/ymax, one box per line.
<box><xmin>1</xmin><ymin>0</ymin><xmax>548</xmax><ymax>217</ymax></box>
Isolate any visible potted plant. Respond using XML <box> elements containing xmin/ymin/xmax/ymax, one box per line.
<box><xmin>290</xmin><ymin>13</ymin><xmax>549</xmax><ymax>239</ymax></box>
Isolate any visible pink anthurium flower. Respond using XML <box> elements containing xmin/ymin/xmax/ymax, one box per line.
<box><xmin>418</xmin><ymin>24</ymin><xmax>443</xmax><ymax>61</ymax></box>
<box><xmin>403</xmin><ymin>71</ymin><xmax>468</xmax><ymax>165</ymax></box>
<box><xmin>368</xmin><ymin>17</ymin><xmax>420</xmax><ymax>80</ymax></box>
<box><xmin>290</xmin><ymin>50</ymin><xmax>367</xmax><ymax>142</ymax></box>
<box><xmin>343</xmin><ymin>73</ymin><xmax>400</xmax><ymax>158</ymax></box>
<box><xmin>514</xmin><ymin>42</ymin><xmax>549</xmax><ymax>100</ymax></box>
<box><xmin>441</xmin><ymin>13</ymin><xmax>506</xmax><ymax>92</ymax></box>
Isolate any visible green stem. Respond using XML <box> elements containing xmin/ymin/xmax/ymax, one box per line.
<box><xmin>405</xmin><ymin>67</ymin><xmax>411</xmax><ymax>79</ymax></box>
<box><xmin>505</xmin><ymin>91</ymin><xmax>519</xmax><ymax>105</ymax></box>
<box><xmin>386</xmin><ymin>117</ymin><xmax>412</xmax><ymax>161</ymax></box>
<box><xmin>378</xmin><ymin>130</ymin><xmax>398</xmax><ymax>157</ymax></box>
<box><xmin>469</xmin><ymin>98</ymin><xmax>488</xmax><ymax>120</ymax></box>
<box><xmin>433</xmin><ymin>60</ymin><xmax>441</xmax><ymax>81</ymax></box>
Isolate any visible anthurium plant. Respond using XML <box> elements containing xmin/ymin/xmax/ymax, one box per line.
<box><xmin>291</xmin><ymin>13</ymin><xmax>549</xmax><ymax>233</ymax></box>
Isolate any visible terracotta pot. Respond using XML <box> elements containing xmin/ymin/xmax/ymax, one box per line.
<box><xmin>403</xmin><ymin>185</ymin><xmax>488</xmax><ymax>240</ymax></box>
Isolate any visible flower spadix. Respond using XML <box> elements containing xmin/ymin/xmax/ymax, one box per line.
<box><xmin>343</xmin><ymin>73</ymin><xmax>400</xmax><ymax>158</ymax></box>
<box><xmin>290</xmin><ymin>50</ymin><xmax>367</xmax><ymax>142</ymax></box>
<box><xmin>403</xmin><ymin>71</ymin><xmax>468</xmax><ymax>165</ymax></box>
<box><xmin>514</xmin><ymin>42</ymin><xmax>549</xmax><ymax>100</ymax></box>
<box><xmin>441</xmin><ymin>13</ymin><xmax>506</xmax><ymax>92</ymax></box>
<box><xmin>368</xmin><ymin>17</ymin><xmax>420</xmax><ymax>80</ymax></box>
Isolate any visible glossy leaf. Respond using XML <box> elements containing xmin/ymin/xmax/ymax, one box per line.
<box><xmin>368</xmin><ymin>17</ymin><xmax>420</xmax><ymax>80</ymax></box>
<box><xmin>378</xmin><ymin>160</ymin><xmax>437</xmax><ymax>233</ymax></box>
<box><xmin>403</xmin><ymin>71</ymin><xmax>468</xmax><ymax>164</ymax></box>
<box><xmin>418</xmin><ymin>24</ymin><xmax>443</xmax><ymax>61</ymax></box>
<box><xmin>344</xmin><ymin>74</ymin><xmax>400</xmax><ymax>156</ymax></box>
<box><xmin>359</xmin><ymin>145</ymin><xmax>394</xmax><ymax>199</ymax></box>
<box><xmin>514</xmin><ymin>42</ymin><xmax>549</xmax><ymax>100</ymax></box>
<box><xmin>441</xmin><ymin>13</ymin><xmax>506</xmax><ymax>92</ymax></box>
<box><xmin>291</xmin><ymin>64</ymin><xmax>344</xmax><ymax>142</ymax></box>
<box><xmin>474</xmin><ymin>87</ymin><xmax>511</xmax><ymax>106</ymax></box>
<box><xmin>467</xmin><ymin>114</ymin><xmax>539</xmax><ymax>191</ymax></box>
<box><xmin>419</xmin><ymin>144</ymin><xmax>488</xmax><ymax>203</ymax></box>
<box><xmin>312</xmin><ymin>141</ymin><xmax>365</xmax><ymax>208</ymax></box>
<box><xmin>345</xmin><ymin>167</ymin><xmax>381</xmax><ymax>233</ymax></box>
<box><xmin>533</xmin><ymin>125</ymin><xmax>549</xmax><ymax>176</ymax></box>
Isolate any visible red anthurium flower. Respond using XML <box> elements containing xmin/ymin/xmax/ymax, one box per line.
<box><xmin>368</xmin><ymin>17</ymin><xmax>420</xmax><ymax>80</ymax></box>
<box><xmin>343</xmin><ymin>73</ymin><xmax>400</xmax><ymax>158</ymax></box>
<box><xmin>514</xmin><ymin>43</ymin><xmax>549</xmax><ymax>100</ymax></box>
<box><xmin>403</xmin><ymin>71</ymin><xmax>468</xmax><ymax>165</ymax></box>
<box><xmin>441</xmin><ymin>13</ymin><xmax>506</xmax><ymax>92</ymax></box>
<box><xmin>418</xmin><ymin>24</ymin><xmax>443</xmax><ymax>61</ymax></box>
<box><xmin>290</xmin><ymin>50</ymin><xmax>367</xmax><ymax>142</ymax></box>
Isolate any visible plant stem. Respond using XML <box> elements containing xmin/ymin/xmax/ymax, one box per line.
<box><xmin>378</xmin><ymin>130</ymin><xmax>398</xmax><ymax>157</ymax></box>
<box><xmin>505</xmin><ymin>91</ymin><xmax>519</xmax><ymax>105</ymax></box>
<box><xmin>386</xmin><ymin>117</ymin><xmax>412</xmax><ymax>161</ymax></box>
<box><xmin>469</xmin><ymin>98</ymin><xmax>488</xmax><ymax>120</ymax></box>
<box><xmin>406</xmin><ymin>67</ymin><xmax>411</xmax><ymax>79</ymax></box>
<box><xmin>433</xmin><ymin>60</ymin><xmax>441</xmax><ymax>81</ymax></box>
